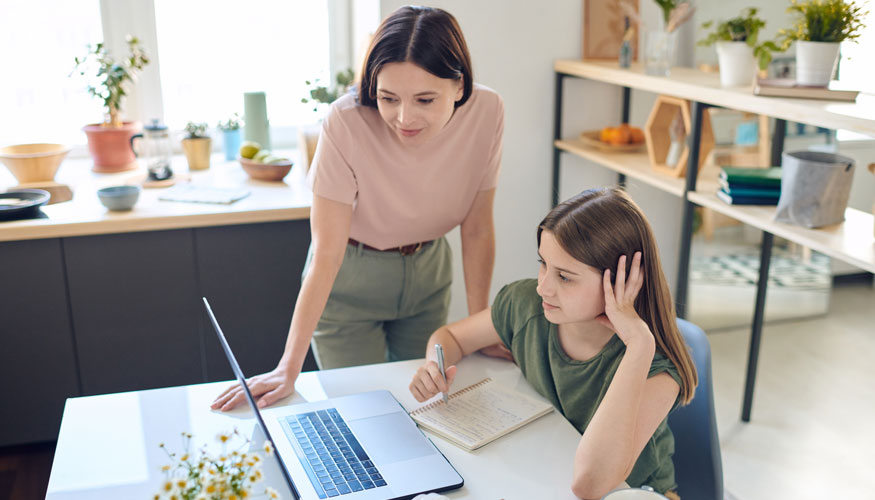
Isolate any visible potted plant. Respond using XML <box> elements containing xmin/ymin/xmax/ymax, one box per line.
<box><xmin>299</xmin><ymin>68</ymin><xmax>355</xmax><ymax>172</ymax></box>
<box><xmin>72</xmin><ymin>35</ymin><xmax>149</xmax><ymax>172</ymax></box>
<box><xmin>778</xmin><ymin>0</ymin><xmax>867</xmax><ymax>86</ymax></box>
<box><xmin>217</xmin><ymin>113</ymin><xmax>243</xmax><ymax>161</ymax></box>
<box><xmin>699</xmin><ymin>8</ymin><xmax>774</xmax><ymax>86</ymax></box>
<box><xmin>182</xmin><ymin>121</ymin><xmax>211</xmax><ymax>170</ymax></box>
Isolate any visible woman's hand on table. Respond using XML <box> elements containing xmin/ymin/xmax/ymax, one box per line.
<box><xmin>211</xmin><ymin>365</ymin><xmax>297</xmax><ymax>411</ymax></box>
<box><xmin>409</xmin><ymin>360</ymin><xmax>457</xmax><ymax>403</ymax></box>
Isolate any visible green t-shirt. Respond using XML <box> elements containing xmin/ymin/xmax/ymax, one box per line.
<box><xmin>491</xmin><ymin>279</ymin><xmax>681</xmax><ymax>493</ymax></box>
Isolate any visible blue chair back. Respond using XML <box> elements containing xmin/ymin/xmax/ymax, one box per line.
<box><xmin>668</xmin><ymin>319</ymin><xmax>723</xmax><ymax>500</ymax></box>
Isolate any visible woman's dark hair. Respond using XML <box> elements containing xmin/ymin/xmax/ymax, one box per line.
<box><xmin>358</xmin><ymin>6</ymin><xmax>473</xmax><ymax>109</ymax></box>
<box><xmin>538</xmin><ymin>188</ymin><xmax>698</xmax><ymax>405</ymax></box>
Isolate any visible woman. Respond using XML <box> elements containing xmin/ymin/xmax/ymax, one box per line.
<box><xmin>410</xmin><ymin>188</ymin><xmax>697</xmax><ymax>499</ymax></box>
<box><xmin>214</xmin><ymin>5</ymin><xmax>507</xmax><ymax>411</ymax></box>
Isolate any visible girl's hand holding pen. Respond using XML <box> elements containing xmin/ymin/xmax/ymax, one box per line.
<box><xmin>410</xmin><ymin>361</ymin><xmax>457</xmax><ymax>403</ymax></box>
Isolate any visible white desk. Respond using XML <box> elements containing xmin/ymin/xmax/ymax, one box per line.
<box><xmin>47</xmin><ymin>355</ymin><xmax>586</xmax><ymax>499</ymax></box>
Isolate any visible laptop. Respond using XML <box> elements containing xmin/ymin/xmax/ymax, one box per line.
<box><xmin>203</xmin><ymin>298</ymin><xmax>464</xmax><ymax>500</ymax></box>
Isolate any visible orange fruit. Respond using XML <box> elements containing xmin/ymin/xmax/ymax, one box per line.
<box><xmin>610</xmin><ymin>124</ymin><xmax>631</xmax><ymax>145</ymax></box>
<box><xmin>599</xmin><ymin>127</ymin><xmax>614</xmax><ymax>143</ymax></box>
<box><xmin>630</xmin><ymin>127</ymin><xmax>645</xmax><ymax>144</ymax></box>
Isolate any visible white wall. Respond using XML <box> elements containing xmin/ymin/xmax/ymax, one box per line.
<box><xmin>379</xmin><ymin>0</ymin><xmax>687</xmax><ymax>321</ymax></box>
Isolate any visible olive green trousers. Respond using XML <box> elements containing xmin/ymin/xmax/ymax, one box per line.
<box><xmin>304</xmin><ymin>237</ymin><xmax>452</xmax><ymax>370</ymax></box>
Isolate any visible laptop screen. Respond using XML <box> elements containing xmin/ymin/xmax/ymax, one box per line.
<box><xmin>203</xmin><ymin>297</ymin><xmax>301</xmax><ymax>500</ymax></box>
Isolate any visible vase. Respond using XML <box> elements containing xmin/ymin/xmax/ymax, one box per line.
<box><xmin>715</xmin><ymin>41</ymin><xmax>755</xmax><ymax>87</ymax></box>
<box><xmin>795</xmin><ymin>40</ymin><xmax>841</xmax><ymax>87</ymax></box>
<box><xmin>243</xmin><ymin>91</ymin><xmax>271</xmax><ymax>150</ymax></box>
<box><xmin>644</xmin><ymin>30</ymin><xmax>678</xmax><ymax>77</ymax></box>
<box><xmin>222</xmin><ymin>129</ymin><xmax>242</xmax><ymax>161</ymax></box>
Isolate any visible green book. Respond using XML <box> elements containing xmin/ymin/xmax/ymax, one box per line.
<box><xmin>719</xmin><ymin>166</ymin><xmax>782</xmax><ymax>187</ymax></box>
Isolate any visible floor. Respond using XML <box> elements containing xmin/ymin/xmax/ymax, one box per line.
<box><xmin>709</xmin><ymin>278</ymin><xmax>875</xmax><ymax>500</ymax></box>
<box><xmin>3</xmin><ymin>281</ymin><xmax>873</xmax><ymax>500</ymax></box>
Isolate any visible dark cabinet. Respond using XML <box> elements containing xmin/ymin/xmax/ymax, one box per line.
<box><xmin>0</xmin><ymin>220</ymin><xmax>314</xmax><ymax>446</ymax></box>
<box><xmin>195</xmin><ymin>220</ymin><xmax>316</xmax><ymax>381</ymax></box>
<box><xmin>64</xmin><ymin>229</ymin><xmax>203</xmax><ymax>395</ymax></box>
<box><xmin>0</xmin><ymin>238</ymin><xmax>79</xmax><ymax>445</ymax></box>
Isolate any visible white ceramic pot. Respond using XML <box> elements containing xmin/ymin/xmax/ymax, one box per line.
<box><xmin>716</xmin><ymin>41</ymin><xmax>755</xmax><ymax>87</ymax></box>
<box><xmin>795</xmin><ymin>40</ymin><xmax>841</xmax><ymax>87</ymax></box>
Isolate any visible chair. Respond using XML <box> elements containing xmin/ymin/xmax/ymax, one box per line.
<box><xmin>668</xmin><ymin>319</ymin><xmax>724</xmax><ymax>500</ymax></box>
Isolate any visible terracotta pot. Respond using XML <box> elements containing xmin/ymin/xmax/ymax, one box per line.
<box><xmin>83</xmin><ymin>122</ymin><xmax>140</xmax><ymax>173</ymax></box>
<box><xmin>182</xmin><ymin>137</ymin><xmax>212</xmax><ymax>170</ymax></box>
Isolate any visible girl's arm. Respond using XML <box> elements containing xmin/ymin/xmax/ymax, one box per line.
<box><xmin>211</xmin><ymin>194</ymin><xmax>352</xmax><ymax>411</ymax></box>
<box><xmin>572</xmin><ymin>347</ymin><xmax>679</xmax><ymax>499</ymax></box>
<box><xmin>409</xmin><ymin>308</ymin><xmax>503</xmax><ymax>402</ymax></box>
<box><xmin>571</xmin><ymin>253</ymin><xmax>680</xmax><ymax>499</ymax></box>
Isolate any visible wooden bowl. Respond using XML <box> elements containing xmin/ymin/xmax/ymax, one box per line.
<box><xmin>239</xmin><ymin>157</ymin><xmax>293</xmax><ymax>182</ymax></box>
<box><xmin>579</xmin><ymin>131</ymin><xmax>646</xmax><ymax>153</ymax></box>
<box><xmin>0</xmin><ymin>143</ymin><xmax>71</xmax><ymax>183</ymax></box>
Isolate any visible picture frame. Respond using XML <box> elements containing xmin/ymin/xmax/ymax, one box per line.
<box><xmin>583</xmin><ymin>0</ymin><xmax>638</xmax><ymax>60</ymax></box>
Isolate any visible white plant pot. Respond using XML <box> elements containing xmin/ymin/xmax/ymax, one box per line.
<box><xmin>716</xmin><ymin>41</ymin><xmax>755</xmax><ymax>87</ymax></box>
<box><xmin>796</xmin><ymin>40</ymin><xmax>841</xmax><ymax>87</ymax></box>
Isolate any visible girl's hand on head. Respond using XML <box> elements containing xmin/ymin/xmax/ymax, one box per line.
<box><xmin>596</xmin><ymin>252</ymin><xmax>653</xmax><ymax>348</ymax></box>
<box><xmin>409</xmin><ymin>361</ymin><xmax>457</xmax><ymax>403</ymax></box>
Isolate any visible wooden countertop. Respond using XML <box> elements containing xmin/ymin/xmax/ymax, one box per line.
<box><xmin>0</xmin><ymin>151</ymin><xmax>312</xmax><ymax>242</ymax></box>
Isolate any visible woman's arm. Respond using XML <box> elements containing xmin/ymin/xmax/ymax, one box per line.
<box><xmin>459</xmin><ymin>188</ymin><xmax>495</xmax><ymax>314</ymax></box>
<box><xmin>408</xmin><ymin>308</ymin><xmax>503</xmax><ymax>402</ymax></box>
<box><xmin>570</xmin><ymin>253</ymin><xmax>680</xmax><ymax>499</ymax></box>
<box><xmin>460</xmin><ymin>188</ymin><xmax>513</xmax><ymax>360</ymax></box>
<box><xmin>211</xmin><ymin>194</ymin><xmax>352</xmax><ymax>411</ymax></box>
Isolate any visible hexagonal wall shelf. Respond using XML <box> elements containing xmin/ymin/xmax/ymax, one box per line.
<box><xmin>644</xmin><ymin>95</ymin><xmax>715</xmax><ymax>178</ymax></box>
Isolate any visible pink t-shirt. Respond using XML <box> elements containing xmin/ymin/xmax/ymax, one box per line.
<box><xmin>307</xmin><ymin>83</ymin><xmax>504</xmax><ymax>250</ymax></box>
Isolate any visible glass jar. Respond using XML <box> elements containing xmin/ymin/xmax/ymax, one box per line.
<box><xmin>130</xmin><ymin>119</ymin><xmax>173</xmax><ymax>181</ymax></box>
<box><xmin>644</xmin><ymin>30</ymin><xmax>678</xmax><ymax>77</ymax></box>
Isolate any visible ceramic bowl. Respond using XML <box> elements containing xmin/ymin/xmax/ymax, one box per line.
<box><xmin>239</xmin><ymin>157</ymin><xmax>293</xmax><ymax>182</ymax></box>
<box><xmin>0</xmin><ymin>143</ymin><xmax>71</xmax><ymax>184</ymax></box>
<box><xmin>97</xmin><ymin>185</ymin><xmax>140</xmax><ymax>211</ymax></box>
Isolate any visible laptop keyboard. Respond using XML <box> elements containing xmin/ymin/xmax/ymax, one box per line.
<box><xmin>284</xmin><ymin>408</ymin><xmax>387</xmax><ymax>498</ymax></box>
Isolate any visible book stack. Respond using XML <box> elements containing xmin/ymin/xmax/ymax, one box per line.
<box><xmin>717</xmin><ymin>166</ymin><xmax>782</xmax><ymax>205</ymax></box>
<box><xmin>753</xmin><ymin>78</ymin><xmax>860</xmax><ymax>102</ymax></box>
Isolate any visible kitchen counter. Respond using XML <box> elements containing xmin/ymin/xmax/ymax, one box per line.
<box><xmin>0</xmin><ymin>151</ymin><xmax>312</xmax><ymax>242</ymax></box>
<box><xmin>0</xmin><ymin>150</ymin><xmax>315</xmax><ymax>447</ymax></box>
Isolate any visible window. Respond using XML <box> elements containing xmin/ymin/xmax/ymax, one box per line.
<box><xmin>153</xmin><ymin>0</ymin><xmax>330</xmax><ymax>133</ymax></box>
<box><xmin>0</xmin><ymin>0</ymin><xmax>103</xmax><ymax>147</ymax></box>
<box><xmin>837</xmin><ymin>0</ymin><xmax>874</xmax><ymax>141</ymax></box>
<box><xmin>0</xmin><ymin>0</ymin><xmax>334</xmax><ymax>150</ymax></box>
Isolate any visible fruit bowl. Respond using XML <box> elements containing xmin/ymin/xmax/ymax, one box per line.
<box><xmin>578</xmin><ymin>130</ymin><xmax>646</xmax><ymax>153</ymax></box>
<box><xmin>239</xmin><ymin>157</ymin><xmax>293</xmax><ymax>182</ymax></box>
<box><xmin>0</xmin><ymin>143</ymin><xmax>71</xmax><ymax>183</ymax></box>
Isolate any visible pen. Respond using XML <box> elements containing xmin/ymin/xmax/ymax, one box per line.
<box><xmin>435</xmin><ymin>343</ymin><xmax>448</xmax><ymax>404</ymax></box>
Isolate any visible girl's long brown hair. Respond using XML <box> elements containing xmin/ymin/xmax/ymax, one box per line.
<box><xmin>538</xmin><ymin>188</ymin><xmax>697</xmax><ymax>404</ymax></box>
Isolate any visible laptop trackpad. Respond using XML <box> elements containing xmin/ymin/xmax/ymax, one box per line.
<box><xmin>348</xmin><ymin>412</ymin><xmax>436</xmax><ymax>464</ymax></box>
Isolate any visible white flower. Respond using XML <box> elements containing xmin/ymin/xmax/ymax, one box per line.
<box><xmin>262</xmin><ymin>441</ymin><xmax>274</xmax><ymax>455</ymax></box>
<box><xmin>265</xmin><ymin>486</ymin><xmax>281</xmax><ymax>499</ymax></box>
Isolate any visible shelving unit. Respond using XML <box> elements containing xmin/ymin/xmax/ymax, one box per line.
<box><xmin>552</xmin><ymin>59</ymin><xmax>875</xmax><ymax>422</ymax></box>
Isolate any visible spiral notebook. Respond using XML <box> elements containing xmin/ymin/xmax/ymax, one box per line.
<box><xmin>409</xmin><ymin>378</ymin><xmax>554</xmax><ymax>451</ymax></box>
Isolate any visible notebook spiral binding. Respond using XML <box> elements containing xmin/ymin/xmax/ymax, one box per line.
<box><xmin>410</xmin><ymin>377</ymin><xmax>493</xmax><ymax>415</ymax></box>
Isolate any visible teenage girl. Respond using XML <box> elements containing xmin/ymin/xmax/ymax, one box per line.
<box><xmin>409</xmin><ymin>188</ymin><xmax>697</xmax><ymax>499</ymax></box>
